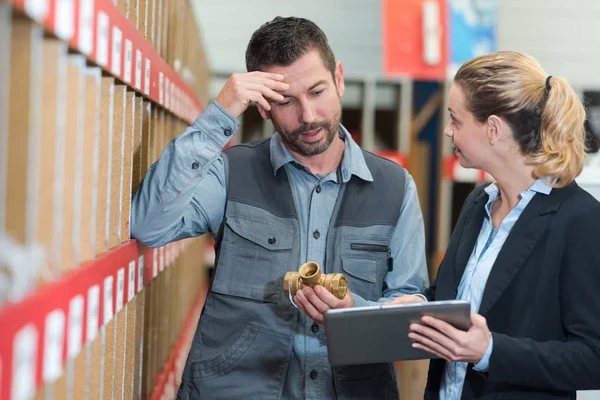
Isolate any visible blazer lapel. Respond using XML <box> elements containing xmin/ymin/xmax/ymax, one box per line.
<box><xmin>478</xmin><ymin>189</ymin><xmax>566</xmax><ymax>316</ymax></box>
<box><xmin>453</xmin><ymin>190</ymin><xmax>488</xmax><ymax>294</ymax></box>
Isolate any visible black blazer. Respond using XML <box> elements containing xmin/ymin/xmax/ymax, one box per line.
<box><xmin>424</xmin><ymin>181</ymin><xmax>600</xmax><ymax>399</ymax></box>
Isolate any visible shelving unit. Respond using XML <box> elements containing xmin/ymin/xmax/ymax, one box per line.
<box><xmin>0</xmin><ymin>0</ymin><xmax>210</xmax><ymax>398</ymax></box>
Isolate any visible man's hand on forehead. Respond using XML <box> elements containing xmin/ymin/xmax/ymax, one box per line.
<box><xmin>215</xmin><ymin>71</ymin><xmax>290</xmax><ymax>118</ymax></box>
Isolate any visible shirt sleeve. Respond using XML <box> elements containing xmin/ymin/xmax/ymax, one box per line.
<box><xmin>130</xmin><ymin>102</ymin><xmax>238</xmax><ymax>247</ymax></box>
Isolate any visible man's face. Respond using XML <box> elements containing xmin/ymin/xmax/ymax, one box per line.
<box><xmin>260</xmin><ymin>50</ymin><xmax>345</xmax><ymax>157</ymax></box>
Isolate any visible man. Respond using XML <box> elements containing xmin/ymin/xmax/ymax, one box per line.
<box><xmin>131</xmin><ymin>16</ymin><xmax>428</xmax><ymax>400</ymax></box>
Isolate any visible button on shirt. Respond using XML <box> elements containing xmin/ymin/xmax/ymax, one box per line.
<box><xmin>439</xmin><ymin>179</ymin><xmax>552</xmax><ymax>400</ymax></box>
<box><xmin>130</xmin><ymin>102</ymin><xmax>430</xmax><ymax>400</ymax></box>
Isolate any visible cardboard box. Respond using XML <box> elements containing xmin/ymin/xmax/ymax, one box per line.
<box><xmin>72</xmin><ymin>347</ymin><xmax>88</xmax><ymax>399</ymax></box>
<box><xmin>142</xmin><ymin>281</ymin><xmax>154</xmax><ymax>398</ymax></box>
<box><xmin>0</xmin><ymin>7</ymin><xmax>9</xmax><ymax>239</ymax></box>
<box><xmin>37</xmin><ymin>38</ymin><xmax>68</xmax><ymax>283</ymax></box>
<box><xmin>149</xmin><ymin>0</ymin><xmax>156</xmax><ymax>49</ymax></box>
<box><xmin>103</xmin><ymin>322</ymin><xmax>117</xmax><ymax>400</ymax></box>
<box><xmin>58</xmin><ymin>55</ymin><xmax>86</xmax><ymax>273</ymax></box>
<box><xmin>89</xmin><ymin>336</ymin><xmax>104</xmax><ymax>398</ymax></box>
<box><xmin>150</xmin><ymin>105</ymin><xmax>159</xmax><ymax>165</ymax></box>
<box><xmin>79</xmin><ymin>67</ymin><xmax>102</xmax><ymax>263</ymax></box>
<box><xmin>138</xmin><ymin>0</ymin><xmax>148</xmax><ymax>40</ymax></box>
<box><xmin>123</xmin><ymin>298</ymin><xmax>138</xmax><ymax>400</ymax></box>
<box><xmin>142</xmin><ymin>101</ymin><xmax>152</xmax><ymax>173</ymax></box>
<box><xmin>96</xmin><ymin>77</ymin><xmax>115</xmax><ymax>256</ymax></box>
<box><xmin>5</xmin><ymin>19</ymin><xmax>43</xmax><ymax>245</ymax></box>
<box><xmin>121</xmin><ymin>91</ymin><xmax>136</xmax><ymax>243</ymax></box>
<box><xmin>131</xmin><ymin>96</ymin><xmax>144</xmax><ymax>197</ymax></box>
<box><xmin>133</xmin><ymin>289</ymin><xmax>146</xmax><ymax>399</ymax></box>
<box><xmin>109</xmin><ymin>85</ymin><xmax>126</xmax><ymax>249</ymax></box>
<box><xmin>117</xmin><ymin>0</ymin><xmax>128</xmax><ymax>19</ymax></box>
<box><xmin>113</xmin><ymin>306</ymin><xmax>127</xmax><ymax>399</ymax></box>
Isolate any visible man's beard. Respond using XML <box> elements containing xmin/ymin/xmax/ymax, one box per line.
<box><xmin>275</xmin><ymin>110</ymin><xmax>341</xmax><ymax>157</ymax></box>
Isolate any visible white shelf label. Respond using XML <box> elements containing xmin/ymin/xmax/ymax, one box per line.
<box><xmin>103</xmin><ymin>276</ymin><xmax>114</xmax><ymax>325</ymax></box>
<box><xmin>25</xmin><ymin>0</ymin><xmax>49</xmax><ymax>22</ymax></box>
<box><xmin>144</xmin><ymin>59</ymin><xmax>151</xmax><ymax>95</ymax></box>
<box><xmin>111</xmin><ymin>27</ymin><xmax>122</xmax><ymax>76</ymax></box>
<box><xmin>135</xmin><ymin>50</ymin><xmax>142</xmax><ymax>90</ymax></box>
<box><xmin>116</xmin><ymin>268</ymin><xmax>125</xmax><ymax>313</ymax></box>
<box><xmin>153</xmin><ymin>248</ymin><xmax>158</xmax><ymax>277</ymax></box>
<box><xmin>138</xmin><ymin>255</ymin><xmax>145</xmax><ymax>292</ymax></box>
<box><xmin>78</xmin><ymin>0</ymin><xmax>94</xmax><ymax>55</ymax></box>
<box><xmin>87</xmin><ymin>285</ymin><xmax>100</xmax><ymax>342</ymax></box>
<box><xmin>11</xmin><ymin>325</ymin><xmax>38</xmax><ymax>400</ymax></box>
<box><xmin>124</xmin><ymin>39</ymin><xmax>132</xmax><ymax>84</ymax></box>
<box><xmin>128</xmin><ymin>260</ymin><xmax>136</xmax><ymax>302</ymax></box>
<box><xmin>96</xmin><ymin>11</ymin><xmax>109</xmax><ymax>67</ymax></box>
<box><xmin>55</xmin><ymin>0</ymin><xmax>74</xmax><ymax>41</ymax></box>
<box><xmin>159</xmin><ymin>247</ymin><xmax>165</xmax><ymax>272</ymax></box>
<box><xmin>67</xmin><ymin>295</ymin><xmax>84</xmax><ymax>359</ymax></box>
<box><xmin>159</xmin><ymin>72</ymin><xmax>164</xmax><ymax>105</ymax></box>
<box><xmin>165</xmin><ymin>78</ymin><xmax>170</xmax><ymax>109</ymax></box>
<box><xmin>43</xmin><ymin>310</ymin><xmax>65</xmax><ymax>383</ymax></box>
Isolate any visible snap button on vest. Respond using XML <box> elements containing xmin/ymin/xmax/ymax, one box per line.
<box><xmin>268</xmin><ymin>237</ymin><xmax>276</xmax><ymax>244</ymax></box>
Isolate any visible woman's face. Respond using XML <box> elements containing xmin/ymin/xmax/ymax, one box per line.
<box><xmin>444</xmin><ymin>83</ymin><xmax>491</xmax><ymax>170</ymax></box>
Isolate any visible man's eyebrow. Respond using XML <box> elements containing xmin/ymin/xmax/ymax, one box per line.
<box><xmin>280</xmin><ymin>80</ymin><xmax>328</xmax><ymax>99</ymax></box>
<box><xmin>308</xmin><ymin>80</ymin><xmax>327</xmax><ymax>91</ymax></box>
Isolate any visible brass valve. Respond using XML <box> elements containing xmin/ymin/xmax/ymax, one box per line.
<box><xmin>283</xmin><ymin>262</ymin><xmax>347</xmax><ymax>300</ymax></box>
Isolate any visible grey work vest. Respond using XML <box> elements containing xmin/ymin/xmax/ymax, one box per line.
<box><xmin>177</xmin><ymin>138</ymin><xmax>407</xmax><ymax>400</ymax></box>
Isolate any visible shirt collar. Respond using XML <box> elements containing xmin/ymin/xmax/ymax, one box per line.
<box><xmin>484</xmin><ymin>178</ymin><xmax>553</xmax><ymax>197</ymax></box>
<box><xmin>269</xmin><ymin>124</ymin><xmax>373</xmax><ymax>183</ymax></box>
<box><xmin>483</xmin><ymin>177</ymin><xmax>553</xmax><ymax>212</ymax></box>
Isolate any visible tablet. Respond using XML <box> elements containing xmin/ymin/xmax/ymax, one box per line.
<box><xmin>323</xmin><ymin>300</ymin><xmax>471</xmax><ymax>366</ymax></box>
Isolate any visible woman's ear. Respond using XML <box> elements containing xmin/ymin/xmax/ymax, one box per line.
<box><xmin>487</xmin><ymin>115</ymin><xmax>504</xmax><ymax>146</ymax></box>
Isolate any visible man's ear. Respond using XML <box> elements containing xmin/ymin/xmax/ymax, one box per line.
<box><xmin>257</xmin><ymin>104</ymin><xmax>271</xmax><ymax>120</ymax></box>
<box><xmin>335</xmin><ymin>61</ymin><xmax>345</xmax><ymax>97</ymax></box>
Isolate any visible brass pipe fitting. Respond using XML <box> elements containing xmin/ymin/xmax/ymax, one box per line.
<box><xmin>283</xmin><ymin>262</ymin><xmax>347</xmax><ymax>300</ymax></box>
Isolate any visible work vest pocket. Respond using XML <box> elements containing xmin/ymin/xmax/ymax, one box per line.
<box><xmin>341</xmin><ymin>258</ymin><xmax>378</xmax><ymax>300</ymax></box>
<box><xmin>189</xmin><ymin>316</ymin><xmax>291</xmax><ymax>399</ymax></box>
<box><xmin>191</xmin><ymin>322</ymin><xmax>259</xmax><ymax>379</ymax></box>
<box><xmin>211</xmin><ymin>214</ymin><xmax>296</xmax><ymax>303</ymax></box>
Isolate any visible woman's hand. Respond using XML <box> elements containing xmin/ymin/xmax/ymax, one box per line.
<box><xmin>408</xmin><ymin>312</ymin><xmax>491</xmax><ymax>364</ymax></box>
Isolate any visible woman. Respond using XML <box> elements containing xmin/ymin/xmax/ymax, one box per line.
<box><xmin>411</xmin><ymin>51</ymin><xmax>600</xmax><ymax>399</ymax></box>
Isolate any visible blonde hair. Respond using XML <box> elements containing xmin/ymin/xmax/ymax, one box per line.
<box><xmin>454</xmin><ymin>51</ymin><xmax>586</xmax><ymax>187</ymax></box>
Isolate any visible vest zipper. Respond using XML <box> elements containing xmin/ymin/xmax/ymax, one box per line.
<box><xmin>350</xmin><ymin>243</ymin><xmax>393</xmax><ymax>272</ymax></box>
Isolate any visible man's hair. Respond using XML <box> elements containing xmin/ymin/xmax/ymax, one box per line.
<box><xmin>245</xmin><ymin>16</ymin><xmax>336</xmax><ymax>77</ymax></box>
